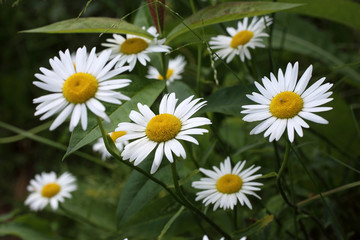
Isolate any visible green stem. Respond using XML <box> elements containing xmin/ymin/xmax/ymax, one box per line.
<box><xmin>276</xmin><ymin>141</ymin><xmax>331</xmax><ymax>239</ymax></box>
<box><xmin>0</xmin><ymin>121</ymin><xmax>113</xmax><ymax>170</ymax></box>
<box><xmin>196</xmin><ymin>44</ymin><xmax>202</xmax><ymax>96</ymax></box>
<box><xmin>171</xmin><ymin>161</ymin><xmax>232</xmax><ymax>240</ymax></box>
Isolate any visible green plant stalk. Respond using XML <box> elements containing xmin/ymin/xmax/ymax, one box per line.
<box><xmin>170</xmin><ymin>161</ymin><xmax>232</xmax><ymax>240</ymax></box>
<box><xmin>297</xmin><ymin>180</ymin><xmax>360</xmax><ymax>207</ymax></box>
<box><xmin>0</xmin><ymin>121</ymin><xmax>51</xmax><ymax>144</ymax></box>
<box><xmin>196</xmin><ymin>44</ymin><xmax>202</xmax><ymax>96</ymax></box>
<box><xmin>0</xmin><ymin>121</ymin><xmax>113</xmax><ymax>170</ymax></box>
<box><xmin>276</xmin><ymin>141</ymin><xmax>332</xmax><ymax>239</ymax></box>
<box><xmin>158</xmin><ymin>206</ymin><xmax>185</xmax><ymax>240</ymax></box>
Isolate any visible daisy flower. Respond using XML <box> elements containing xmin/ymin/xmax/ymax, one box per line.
<box><xmin>102</xmin><ymin>26</ymin><xmax>171</xmax><ymax>71</ymax></box>
<box><xmin>116</xmin><ymin>93</ymin><xmax>212</xmax><ymax>174</ymax></box>
<box><xmin>209</xmin><ymin>16</ymin><xmax>272</xmax><ymax>63</ymax></box>
<box><xmin>146</xmin><ymin>55</ymin><xmax>187</xmax><ymax>85</ymax></box>
<box><xmin>192</xmin><ymin>157</ymin><xmax>262</xmax><ymax>210</ymax></box>
<box><xmin>93</xmin><ymin>131</ymin><xmax>129</xmax><ymax>160</ymax></box>
<box><xmin>241</xmin><ymin>62</ymin><xmax>333</xmax><ymax>142</ymax></box>
<box><xmin>25</xmin><ymin>171</ymin><xmax>77</xmax><ymax>211</ymax></box>
<box><xmin>33</xmin><ymin>46</ymin><xmax>131</xmax><ymax>131</ymax></box>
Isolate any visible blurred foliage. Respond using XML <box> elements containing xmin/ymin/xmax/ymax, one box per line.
<box><xmin>1</xmin><ymin>0</ymin><xmax>360</xmax><ymax>239</ymax></box>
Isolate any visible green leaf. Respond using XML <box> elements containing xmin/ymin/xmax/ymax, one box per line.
<box><xmin>166</xmin><ymin>2</ymin><xmax>302</xmax><ymax>43</ymax></box>
<box><xmin>64</xmin><ymin>78</ymin><xmax>165</xmax><ymax>159</ymax></box>
<box><xmin>0</xmin><ymin>214</ymin><xmax>63</xmax><ymax>240</ymax></box>
<box><xmin>21</xmin><ymin>17</ymin><xmax>154</xmax><ymax>39</ymax></box>
<box><xmin>278</xmin><ymin>0</ymin><xmax>360</xmax><ymax>30</ymax></box>
<box><xmin>166</xmin><ymin>81</ymin><xmax>195</xmax><ymax>101</ymax></box>
<box><xmin>272</xmin><ymin>30</ymin><xmax>360</xmax><ymax>88</ymax></box>
<box><xmin>199</xmin><ymin>85</ymin><xmax>250</xmax><ymax>116</ymax></box>
<box><xmin>116</xmin><ymin>161</ymin><xmax>172</xmax><ymax>227</ymax></box>
<box><xmin>232</xmin><ymin>215</ymin><xmax>274</xmax><ymax>238</ymax></box>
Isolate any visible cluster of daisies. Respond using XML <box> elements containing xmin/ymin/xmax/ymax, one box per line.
<box><xmin>26</xmin><ymin>16</ymin><xmax>333</xmax><ymax>240</ymax></box>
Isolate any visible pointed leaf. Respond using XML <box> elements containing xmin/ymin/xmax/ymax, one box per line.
<box><xmin>166</xmin><ymin>2</ymin><xmax>302</xmax><ymax>43</ymax></box>
<box><xmin>21</xmin><ymin>17</ymin><xmax>154</xmax><ymax>39</ymax></box>
<box><xmin>279</xmin><ymin>0</ymin><xmax>360</xmax><ymax>30</ymax></box>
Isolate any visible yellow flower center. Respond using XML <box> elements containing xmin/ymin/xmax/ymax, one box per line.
<box><xmin>110</xmin><ymin>131</ymin><xmax>127</xmax><ymax>142</ymax></box>
<box><xmin>216</xmin><ymin>174</ymin><xmax>243</xmax><ymax>194</ymax></box>
<box><xmin>120</xmin><ymin>38</ymin><xmax>149</xmax><ymax>55</ymax></box>
<box><xmin>230</xmin><ymin>30</ymin><xmax>254</xmax><ymax>48</ymax></box>
<box><xmin>62</xmin><ymin>73</ymin><xmax>98</xmax><ymax>104</ymax></box>
<box><xmin>41</xmin><ymin>183</ymin><xmax>61</xmax><ymax>198</ymax></box>
<box><xmin>270</xmin><ymin>91</ymin><xmax>304</xmax><ymax>119</ymax></box>
<box><xmin>158</xmin><ymin>69</ymin><xmax>174</xmax><ymax>81</ymax></box>
<box><xmin>146</xmin><ymin>113</ymin><xmax>182</xmax><ymax>142</ymax></box>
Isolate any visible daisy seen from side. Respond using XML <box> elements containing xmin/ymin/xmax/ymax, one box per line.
<box><xmin>101</xmin><ymin>26</ymin><xmax>171</xmax><ymax>71</ymax></box>
<box><xmin>93</xmin><ymin>131</ymin><xmax>129</xmax><ymax>160</ymax></box>
<box><xmin>192</xmin><ymin>157</ymin><xmax>262</xmax><ymax>210</ymax></box>
<box><xmin>241</xmin><ymin>62</ymin><xmax>333</xmax><ymax>142</ymax></box>
<box><xmin>146</xmin><ymin>55</ymin><xmax>187</xmax><ymax>85</ymax></box>
<box><xmin>33</xmin><ymin>46</ymin><xmax>131</xmax><ymax>131</ymax></box>
<box><xmin>116</xmin><ymin>93</ymin><xmax>212</xmax><ymax>174</ymax></box>
<box><xmin>25</xmin><ymin>171</ymin><xmax>77</xmax><ymax>211</ymax></box>
<box><xmin>209</xmin><ymin>16</ymin><xmax>272</xmax><ymax>63</ymax></box>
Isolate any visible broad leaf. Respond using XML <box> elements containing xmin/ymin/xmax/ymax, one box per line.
<box><xmin>116</xmin><ymin>160</ymin><xmax>172</xmax><ymax>227</ymax></box>
<box><xmin>232</xmin><ymin>215</ymin><xmax>274</xmax><ymax>238</ymax></box>
<box><xmin>64</xmin><ymin>78</ymin><xmax>165</xmax><ymax>159</ymax></box>
<box><xmin>21</xmin><ymin>17</ymin><xmax>154</xmax><ymax>39</ymax></box>
<box><xmin>166</xmin><ymin>2</ymin><xmax>302</xmax><ymax>43</ymax></box>
<box><xmin>199</xmin><ymin>85</ymin><xmax>250</xmax><ymax>116</ymax></box>
<box><xmin>279</xmin><ymin>0</ymin><xmax>360</xmax><ymax>30</ymax></box>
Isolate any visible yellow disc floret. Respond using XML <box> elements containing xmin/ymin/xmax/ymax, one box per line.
<box><xmin>230</xmin><ymin>30</ymin><xmax>254</xmax><ymax>48</ymax></box>
<box><xmin>270</xmin><ymin>91</ymin><xmax>304</xmax><ymax>119</ymax></box>
<box><xmin>62</xmin><ymin>73</ymin><xmax>98</xmax><ymax>104</ymax></box>
<box><xmin>41</xmin><ymin>183</ymin><xmax>61</xmax><ymax>198</ymax></box>
<box><xmin>120</xmin><ymin>38</ymin><xmax>149</xmax><ymax>55</ymax></box>
<box><xmin>158</xmin><ymin>69</ymin><xmax>174</xmax><ymax>81</ymax></box>
<box><xmin>216</xmin><ymin>174</ymin><xmax>243</xmax><ymax>194</ymax></box>
<box><xmin>110</xmin><ymin>131</ymin><xmax>127</xmax><ymax>142</ymax></box>
<box><xmin>146</xmin><ymin>113</ymin><xmax>182</xmax><ymax>142</ymax></box>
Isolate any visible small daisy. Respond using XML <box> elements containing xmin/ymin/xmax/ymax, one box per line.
<box><xmin>209</xmin><ymin>16</ymin><xmax>272</xmax><ymax>63</ymax></box>
<box><xmin>102</xmin><ymin>26</ymin><xmax>171</xmax><ymax>71</ymax></box>
<box><xmin>192</xmin><ymin>157</ymin><xmax>262</xmax><ymax>210</ymax></box>
<box><xmin>25</xmin><ymin>171</ymin><xmax>77</xmax><ymax>211</ymax></box>
<box><xmin>146</xmin><ymin>55</ymin><xmax>187</xmax><ymax>85</ymax></box>
<box><xmin>116</xmin><ymin>93</ymin><xmax>212</xmax><ymax>174</ymax></box>
<box><xmin>241</xmin><ymin>62</ymin><xmax>333</xmax><ymax>142</ymax></box>
<box><xmin>33</xmin><ymin>46</ymin><xmax>131</xmax><ymax>131</ymax></box>
<box><xmin>93</xmin><ymin>131</ymin><xmax>129</xmax><ymax>160</ymax></box>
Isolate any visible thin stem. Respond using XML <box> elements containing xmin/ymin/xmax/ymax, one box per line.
<box><xmin>171</xmin><ymin>161</ymin><xmax>232</xmax><ymax>240</ymax></box>
<box><xmin>196</xmin><ymin>44</ymin><xmax>202</xmax><ymax>96</ymax></box>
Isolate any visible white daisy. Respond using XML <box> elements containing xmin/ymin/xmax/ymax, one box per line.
<box><xmin>102</xmin><ymin>26</ymin><xmax>171</xmax><ymax>71</ymax></box>
<box><xmin>209</xmin><ymin>16</ymin><xmax>272</xmax><ymax>63</ymax></box>
<box><xmin>192</xmin><ymin>157</ymin><xmax>262</xmax><ymax>210</ymax></box>
<box><xmin>93</xmin><ymin>131</ymin><xmax>129</xmax><ymax>160</ymax></box>
<box><xmin>25</xmin><ymin>171</ymin><xmax>77</xmax><ymax>211</ymax></box>
<box><xmin>241</xmin><ymin>62</ymin><xmax>333</xmax><ymax>142</ymax></box>
<box><xmin>116</xmin><ymin>93</ymin><xmax>212</xmax><ymax>174</ymax></box>
<box><xmin>33</xmin><ymin>46</ymin><xmax>131</xmax><ymax>131</ymax></box>
<box><xmin>146</xmin><ymin>55</ymin><xmax>187</xmax><ymax>85</ymax></box>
